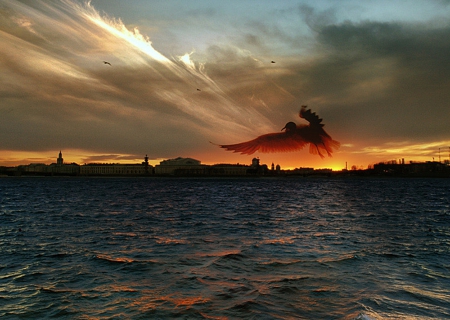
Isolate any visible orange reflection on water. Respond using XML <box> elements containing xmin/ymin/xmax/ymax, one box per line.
<box><xmin>199</xmin><ymin>312</ymin><xmax>229</xmax><ymax>320</ymax></box>
<box><xmin>125</xmin><ymin>288</ymin><xmax>164</xmax><ymax>312</ymax></box>
<box><xmin>312</xmin><ymin>286</ymin><xmax>336</xmax><ymax>293</ymax></box>
<box><xmin>128</xmin><ymin>292</ymin><xmax>211</xmax><ymax>313</ymax></box>
<box><xmin>108</xmin><ymin>284</ymin><xmax>138</xmax><ymax>293</ymax></box>
<box><xmin>155</xmin><ymin>237</ymin><xmax>189</xmax><ymax>245</ymax></box>
<box><xmin>260</xmin><ymin>237</ymin><xmax>295</xmax><ymax>245</ymax></box>
<box><xmin>95</xmin><ymin>254</ymin><xmax>134</xmax><ymax>263</ymax></box>
<box><xmin>112</xmin><ymin>232</ymin><xmax>137</xmax><ymax>237</ymax></box>
<box><xmin>317</xmin><ymin>253</ymin><xmax>356</xmax><ymax>264</ymax></box>
<box><xmin>167</xmin><ymin>295</ymin><xmax>210</xmax><ymax>307</ymax></box>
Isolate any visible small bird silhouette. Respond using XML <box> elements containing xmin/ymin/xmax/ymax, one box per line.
<box><xmin>103</xmin><ymin>61</ymin><xmax>111</xmax><ymax>66</ymax></box>
<box><xmin>216</xmin><ymin>106</ymin><xmax>340</xmax><ymax>158</ymax></box>
<box><xmin>197</xmin><ymin>88</ymin><xmax>201</xmax><ymax>91</ymax></box>
<box><xmin>271</xmin><ymin>61</ymin><xmax>276</xmax><ymax>63</ymax></box>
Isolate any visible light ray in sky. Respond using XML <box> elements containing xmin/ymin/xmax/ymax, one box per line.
<box><xmin>68</xmin><ymin>0</ymin><xmax>275</xmax><ymax>137</ymax></box>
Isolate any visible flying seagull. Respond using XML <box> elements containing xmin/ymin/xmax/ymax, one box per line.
<box><xmin>103</xmin><ymin>61</ymin><xmax>111</xmax><ymax>66</ymax></box>
<box><xmin>216</xmin><ymin>106</ymin><xmax>340</xmax><ymax>158</ymax></box>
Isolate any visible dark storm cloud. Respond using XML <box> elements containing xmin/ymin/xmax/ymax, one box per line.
<box><xmin>263</xmin><ymin>17</ymin><xmax>450</xmax><ymax>148</ymax></box>
<box><xmin>211</xmin><ymin>1</ymin><xmax>450</xmax><ymax>162</ymax></box>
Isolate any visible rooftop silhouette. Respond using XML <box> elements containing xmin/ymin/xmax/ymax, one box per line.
<box><xmin>1</xmin><ymin>151</ymin><xmax>449</xmax><ymax>178</ymax></box>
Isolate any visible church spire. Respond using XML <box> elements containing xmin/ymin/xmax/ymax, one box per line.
<box><xmin>57</xmin><ymin>150</ymin><xmax>63</xmax><ymax>166</ymax></box>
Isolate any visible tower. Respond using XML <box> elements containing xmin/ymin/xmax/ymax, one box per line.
<box><xmin>251</xmin><ymin>158</ymin><xmax>260</xmax><ymax>167</ymax></box>
<box><xmin>57</xmin><ymin>151</ymin><xmax>63</xmax><ymax>166</ymax></box>
<box><xmin>144</xmin><ymin>154</ymin><xmax>149</xmax><ymax>173</ymax></box>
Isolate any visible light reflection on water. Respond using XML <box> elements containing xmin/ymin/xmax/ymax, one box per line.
<box><xmin>1</xmin><ymin>177</ymin><xmax>449</xmax><ymax>319</ymax></box>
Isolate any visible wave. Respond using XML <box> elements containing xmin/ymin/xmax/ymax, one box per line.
<box><xmin>155</xmin><ymin>237</ymin><xmax>189</xmax><ymax>245</ymax></box>
<box><xmin>48</xmin><ymin>252</ymin><xmax>71</xmax><ymax>259</ymax></box>
<box><xmin>38</xmin><ymin>286</ymin><xmax>78</xmax><ymax>294</ymax></box>
<box><xmin>353</xmin><ymin>313</ymin><xmax>376</xmax><ymax>320</ymax></box>
<box><xmin>260</xmin><ymin>237</ymin><xmax>295</xmax><ymax>245</ymax></box>
<box><xmin>94</xmin><ymin>254</ymin><xmax>158</xmax><ymax>265</ymax></box>
<box><xmin>258</xmin><ymin>259</ymin><xmax>303</xmax><ymax>267</ymax></box>
<box><xmin>227</xmin><ymin>299</ymin><xmax>263</xmax><ymax>313</ymax></box>
<box><xmin>95</xmin><ymin>254</ymin><xmax>134</xmax><ymax>263</ymax></box>
<box><xmin>317</xmin><ymin>253</ymin><xmax>360</xmax><ymax>264</ymax></box>
<box><xmin>2</xmin><ymin>178</ymin><xmax>449</xmax><ymax>319</ymax></box>
<box><xmin>112</xmin><ymin>232</ymin><xmax>138</xmax><ymax>237</ymax></box>
<box><xmin>217</xmin><ymin>252</ymin><xmax>246</xmax><ymax>261</ymax></box>
<box><xmin>271</xmin><ymin>284</ymin><xmax>301</xmax><ymax>295</ymax></box>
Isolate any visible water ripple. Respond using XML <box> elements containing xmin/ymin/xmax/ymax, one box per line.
<box><xmin>1</xmin><ymin>177</ymin><xmax>449</xmax><ymax>319</ymax></box>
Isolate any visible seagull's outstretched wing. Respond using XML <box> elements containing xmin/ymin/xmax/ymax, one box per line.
<box><xmin>217</xmin><ymin>132</ymin><xmax>308</xmax><ymax>155</ymax></box>
<box><xmin>299</xmin><ymin>105</ymin><xmax>323</xmax><ymax>127</ymax></box>
<box><xmin>299</xmin><ymin>106</ymin><xmax>340</xmax><ymax>157</ymax></box>
<box><xmin>216</xmin><ymin>106</ymin><xmax>340</xmax><ymax>157</ymax></box>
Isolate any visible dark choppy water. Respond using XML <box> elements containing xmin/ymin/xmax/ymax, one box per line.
<box><xmin>1</xmin><ymin>177</ymin><xmax>449</xmax><ymax>319</ymax></box>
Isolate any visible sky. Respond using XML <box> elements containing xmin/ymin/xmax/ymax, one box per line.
<box><xmin>1</xmin><ymin>0</ymin><xmax>450</xmax><ymax>170</ymax></box>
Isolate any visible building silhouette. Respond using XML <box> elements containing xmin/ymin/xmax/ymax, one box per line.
<box><xmin>57</xmin><ymin>151</ymin><xmax>63</xmax><ymax>166</ymax></box>
<box><xmin>3</xmin><ymin>150</ymin><xmax>449</xmax><ymax>178</ymax></box>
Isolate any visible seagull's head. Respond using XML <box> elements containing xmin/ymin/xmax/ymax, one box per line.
<box><xmin>281</xmin><ymin>122</ymin><xmax>296</xmax><ymax>133</ymax></box>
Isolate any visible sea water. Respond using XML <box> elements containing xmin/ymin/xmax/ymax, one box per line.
<box><xmin>1</xmin><ymin>177</ymin><xmax>449</xmax><ymax>319</ymax></box>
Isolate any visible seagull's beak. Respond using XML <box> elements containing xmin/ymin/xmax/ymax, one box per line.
<box><xmin>281</xmin><ymin>126</ymin><xmax>286</xmax><ymax>131</ymax></box>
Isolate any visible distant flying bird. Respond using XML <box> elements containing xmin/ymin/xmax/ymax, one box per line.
<box><xmin>216</xmin><ymin>106</ymin><xmax>340</xmax><ymax>158</ymax></box>
<box><xmin>271</xmin><ymin>61</ymin><xmax>276</xmax><ymax>63</ymax></box>
<box><xmin>103</xmin><ymin>61</ymin><xmax>111</xmax><ymax>66</ymax></box>
<box><xmin>197</xmin><ymin>88</ymin><xmax>201</xmax><ymax>91</ymax></box>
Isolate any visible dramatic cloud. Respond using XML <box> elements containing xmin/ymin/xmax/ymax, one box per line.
<box><xmin>1</xmin><ymin>0</ymin><xmax>450</xmax><ymax>169</ymax></box>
